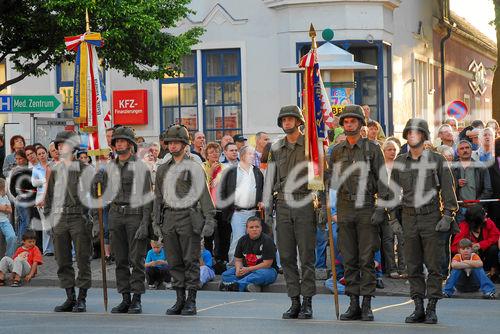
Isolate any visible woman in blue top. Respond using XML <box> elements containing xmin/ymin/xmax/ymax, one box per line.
<box><xmin>31</xmin><ymin>146</ymin><xmax>53</xmax><ymax>256</ymax></box>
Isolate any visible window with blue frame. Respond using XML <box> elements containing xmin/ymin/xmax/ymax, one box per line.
<box><xmin>56</xmin><ymin>61</ymin><xmax>105</xmax><ymax>119</ymax></box>
<box><xmin>57</xmin><ymin>61</ymin><xmax>75</xmax><ymax>119</ymax></box>
<box><xmin>297</xmin><ymin>42</ymin><xmax>381</xmax><ymax>124</ymax></box>
<box><xmin>202</xmin><ymin>49</ymin><xmax>242</xmax><ymax>142</ymax></box>
<box><xmin>160</xmin><ymin>52</ymin><xmax>198</xmax><ymax>132</ymax></box>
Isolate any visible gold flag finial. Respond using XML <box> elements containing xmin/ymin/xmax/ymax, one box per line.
<box><xmin>309</xmin><ymin>23</ymin><xmax>317</xmax><ymax>49</ymax></box>
<box><xmin>85</xmin><ymin>9</ymin><xmax>90</xmax><ymax>33</ymax></box>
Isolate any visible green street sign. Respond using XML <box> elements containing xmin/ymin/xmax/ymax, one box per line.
<box><xmin>0</xmin><ymin>95</ymin><xmax>62</xmax><ymax>113</ymax></box>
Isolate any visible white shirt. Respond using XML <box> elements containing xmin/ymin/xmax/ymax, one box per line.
<box><xmin>234</xmin><ymin>163</ymin><xmax>256</xmax><ymax>209</ymax></box>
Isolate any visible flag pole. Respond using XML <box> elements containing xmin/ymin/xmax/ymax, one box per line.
<box><xmin>308</xmin><ymin>23</ymin><xmax>340</xmax><ymax>319</ymax></box>
<box><xmin>84</xmin><ymin>9</ymin><xmax>108</xmax><ymax>312</ymax></box>
<box><xmin>326</xmin><ymin>188</ymin><xmax>340</xmax><ymax>319</ymax></box>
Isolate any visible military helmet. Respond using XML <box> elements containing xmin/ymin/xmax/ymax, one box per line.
<box><xmin>53</xmin><ymin>131</ymin><xmax>80</xmax><ymax>150</ymax></box>
<box><xmin>338</xmin><ymin>105</ymin><xmax>366</xmax><ymax>127</ymax></box>
<box><xmin>164</xmin><ymin>124</ymin><xmax>190</xmax><ymax>145</ymax></box>
<box><xmin>111</xmin><ymin>126</ymin><xmax>137</xmax><ymax>151</ymax></box>
<box><xmin>277</xmin><ymin>105</ymin><xmax>305</xmax><ymax>128</ymax></box>
<box><xmin>402</xmin><ymin>118</ymin><xmax>430</xmax><ymax>141</ymax></box>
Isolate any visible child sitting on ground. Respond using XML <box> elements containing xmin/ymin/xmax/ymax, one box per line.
<box><xmin>443</xmin><ymin>238</ymin><xmax>496</xmax><ymax>299</ymax></box>
<box><xmin>220</xmin><ymin>217</ymin><xmax>278</xmax><ymax>292</ymax></box>
<box><xmin>200</xmin><ymin>240</ymin><xmax>215</xmax><ymax>287</ymax></box>
<box><xmin>0</xmin><ymin>229</ymin><xmax>43</xmax><ymax>287</ymax></box>
<box><xmin>145</xmin><ymin>240</ymin><xmax>171</xmax><ymax>289</ymax></box>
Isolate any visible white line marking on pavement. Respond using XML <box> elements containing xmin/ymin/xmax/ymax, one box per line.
<box><xmin>372</xmin><ymin>299</ymin><xmax>413</xmax><ymax>312</ymax></box>
<box><xmin>0</xmin><ymin>288</ymin><xmax>42</xmax><ymax>297</ymax></box>
<box><xmin>197</xmin><ymin>298</ymin><xmax>256</xmax><ymax>312</ymax></box>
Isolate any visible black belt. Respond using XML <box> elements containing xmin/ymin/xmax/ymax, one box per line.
<box><xmin>111</xmin><ymin>203</ymin><xmax>142</xmax><ymax>215</ymax></box>
<box><xmin>338</xmin><ymin>193</ymin><xmax>375</xmax><ymax>202</ymax></box>
<box><xmin>163</xmin><ymin>206</ymin><xmax>196</xmax><ymax>212</ymax></box>
<box><xmin>276</xmin><ymin>192</ymin><xmax>311</xmax><ymax>201</ymax></box>
<box><xmin>402</xmin><ymin>204</ymin><xmax>439</xmax><ymax>216</ymax></box>
<box><xmin>234</xmin><ymin>206</ymin><xmax>257</xmax><ymax>211</ymax></box>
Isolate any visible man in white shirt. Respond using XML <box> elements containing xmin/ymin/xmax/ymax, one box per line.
<box><xmin>219</xmin><ymin>146</ymin><xmax>264</xmax><ymax>263</ymax></box>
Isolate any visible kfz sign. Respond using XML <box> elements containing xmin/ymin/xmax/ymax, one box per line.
<box><xmin>119</xmin><ymin>99</ymin><xmax>138</xmax><ymax>108</ymax></box>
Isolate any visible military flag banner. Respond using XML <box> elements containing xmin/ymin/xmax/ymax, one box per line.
<box><xmin>299</xmin><ymin>26</ymin><xmax>335</xmax><ymax>191</ymax></box>
<box><xmin>64</xmin><ymin>31</ymin><xmax>109</xmax><ymax>156</ymax></box>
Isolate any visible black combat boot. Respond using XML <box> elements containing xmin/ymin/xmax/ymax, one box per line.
<box><xmin>54</xmin><ymin>287</ymin><xmax>76</xmax><ymax>312</ymax></box>
<box><xmin>72</xmin><ymin>288</ymin><xmax>88</xmax><ymax>313</ymax></box>
<box><xmin>111</xmin><ymin>293</ymin><xmax>131</xmax><ymax>314</ymax></box>
<box><xmin>282</xmin><ymin>296</ymin><xmax>301</xmax><ymax>319</ymax></box>
<box><xmin>424</xmin><ymin>298</ymin><xmax>438</xmax><ymax>324</ymax></box>
<box><xmin>181</xmin><ymin>289</ymin><xmax>197</xmax><ymax>316</ymax></box>
<box><xmin>128</xmin><ymin>294</ymin><xmax>142</xmax><ymax>314</ymax></box>
<box><xmin>405</xmin><ymin>297</ymin><xmax>425</xmax><ymax>323</ymax></box>
<box><xmin>166</xmin><ymin>288</ymin><xmax>186</xmax><ymax>315</ymax></box>
<box><xmin>361</xmin><ymin>296</ymin><xmax>374</xmax><ymax>321</ymax></box>
<box><xmin>297</xmin><ymin>296</ymin><xmax>313</xmax><ymax>319</ymax></box>
<box><xmin>340</xmin><ymin>295</ymin><xmax>361</xmax><ymax>321</ymax></box>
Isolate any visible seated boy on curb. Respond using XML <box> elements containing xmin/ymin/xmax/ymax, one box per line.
<box><xmin>145</xmin><ymin>240</ymin><xmax>171</xmax><ymax>290</ymax></box>
<box><xmin>200</xmin><ymin>240</ymin><xmax>215</xmax><ymax>287</ymax></box>
<box><xmin>443</xmin><ymin>238</ymin><xmax>496</xmax><ymax>299</ymax></box>
<box><xmin>219</xmin><ymin>216</ymin><xmax>278</xmax><ymax>292</ymax></box>
<box><xmin>0</xmin><ymin>230</ymin><xmax>43</xmax><ymax>287</ymax></box>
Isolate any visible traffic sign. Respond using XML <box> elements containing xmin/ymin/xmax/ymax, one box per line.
<box><xmin>0</xmin><ymin>95</ymin><xmax>62</xmax><ymax>113</ymax></box>
<box><xmin>446</xmin><ymin>100</ymin><xmax>468</xmax><ymax>121</ymax></box>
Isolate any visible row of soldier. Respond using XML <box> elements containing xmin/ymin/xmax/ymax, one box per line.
<box><xmin>44</xmin><ymin>105</ymin><xmax>457</xmax><ymax>324</ymax></box>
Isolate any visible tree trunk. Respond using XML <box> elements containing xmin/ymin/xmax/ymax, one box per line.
<box><xmin>493</xmin><ymin>0</ymin><xmax>500</xmax><ymax>122</ymax></box>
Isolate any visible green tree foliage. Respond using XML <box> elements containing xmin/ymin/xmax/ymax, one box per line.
<box><xmin>0</xmin><ymin>0</ymin><xmax>203</xmax><ymax>91</ymax></box>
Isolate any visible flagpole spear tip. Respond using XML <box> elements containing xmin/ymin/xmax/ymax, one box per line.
<box><xmin>309</xmin><ymin>24</ymin><xmax>316</xmax><ymax>38</ymax></box>
<box><xmin>309</xmin><ymin>24</ymin><xmax>317</xmax><ymax>49</ymax></box>
<box><xmin>85</xmin><ymin>8</ymin><xmax>90</xmax><ymax>33</ymax></box>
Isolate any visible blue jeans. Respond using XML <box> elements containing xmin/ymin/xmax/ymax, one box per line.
<box><xmin>325</xmin><ymin>277</ymin><xmax>345</xmax><ymax>294</ymax></box>
<box><xmin>228</xmin><ymin>210</ymin><xmax>256</xmax><ymax>263</ymax></box>
<box><xmin>315</xmin><ymin>222</ymin><xmax>342</xmax><ymax>269</ymax></box>
<box><xmin>374</xmin><ymin>250</ymin><xmax>383</xmax><ymax>278</ymax></box>
<box><xmin>443</xmin><ymin>268</ymin><xmax>496</xmax><ymax>295</ymax></box>
<box><xmin>15</xmin><ymin>205</ymin><xmax>31</xmax><ymax>244</ymax></box>
<box><xmin>222</xmin><ymin>267</ymin><xmax>278</xmax><ymax>292</ymax></box>
<box><xmin>200</xmin><ymin>265</ymin><xmax>215</xmax><ymax>286</ymax></box>
<box><xmin>0</xmin><ymin>220</ymin><xmax>17</xmax><ymax>257</ymax></box>
<box><xmin>315</xmin><ymin>227</ymin><xmax>328</xmax><ymax>268</ymax></box>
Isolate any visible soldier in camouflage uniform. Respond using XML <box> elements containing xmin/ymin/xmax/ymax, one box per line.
<box><xmin>264</xmin><ymin>105</ymin><xmax>316</xmax><ymax>319</ymax></box>
<box><xmin>389</xmin><ymin>118</ymin><xmax>458</xmax><ymax>324</ymax></box>
<box><xmin>45</xmin><ymin>131</ymin><xmax>93</xmax><ymax>313</ymax></box>
<box><xmin>154</xmin><ymin>124</ymin><xmax>216</xmax><ymax>316</ymax></box>
<box><xmin>329</xmin><ymin>105</ymin><xmax>389</xmax><ymax>321</ymax></box>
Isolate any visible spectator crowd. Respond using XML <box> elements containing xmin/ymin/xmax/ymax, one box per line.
<box><xmin>0</xmin><ymin>104</ymin><xmax>499</xmax><ymax>299</ymax></box>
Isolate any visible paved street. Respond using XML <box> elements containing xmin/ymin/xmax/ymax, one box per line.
<box><xmin>0</xmin><ymin>287</ymin><xmax>499</xmax><ymax>334</ymax></box>
<box><xmin>25</xmin><ymin>256</ymin><xmax>499</xmax><ymax>299</ymax></box>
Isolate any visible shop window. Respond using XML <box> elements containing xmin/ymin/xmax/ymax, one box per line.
<box><xmin>160</xmin><ymin>52</ymin><xmax>198</xmax><ymax>132</ymax></box>
<box><xmin>202</xmin><ymin>49</ymin><xmax>242</xmax><ymax>142</ymax></box>
<box><xmin>297</xmin><ymin>43</ymin><xmax>381</xmax><ymax>122</ymax></box>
